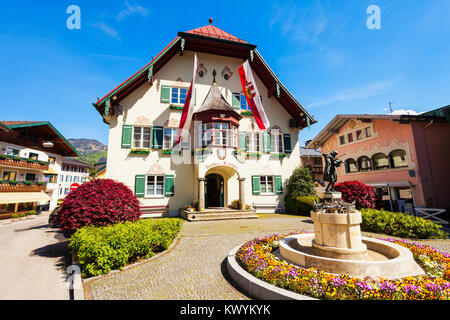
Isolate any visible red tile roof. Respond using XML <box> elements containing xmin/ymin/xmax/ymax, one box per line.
<box><xmin>185</xmin><ymin>25</ymin><xmax>247</xmax><ymax>43</ymax></box>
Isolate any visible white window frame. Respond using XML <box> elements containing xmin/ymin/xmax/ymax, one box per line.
<box><xmin>260</xmin><ymin>176</ymin><xmax>274</xmax><ymax>195</ymax></box>
<box><xmin>247</xmin><ymin>132</ymin><xmax>261</xmax><ymax>152</ymax></box>
<box><xmin>163</xmin><ymin>128</ymin><xmax>178</xmax><ymax>150</ymax></box>
<box><xmin>270</xmin><ymin>130</ymin><xmax>284</xmax><ymax>153</ymax></box>
<box><xmin>145</xmin><ymin>175</ymin><xmax>165</xmax><ymax>198</ymax></box>
<box><xmin>5</xmin><ymin>146</ymin><xmax>21</xmax><ymax>157</ymax></box>
<box><xmin>133</xmin><ymin>126</ymin><xmax>152</xmax><ymax>149</ymax></box>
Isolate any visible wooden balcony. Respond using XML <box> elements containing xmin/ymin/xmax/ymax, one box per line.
<box><xmin>0</xmin><ymin>156</ymin><xmax>49</xmax><ymax>171</ymax></box>
<box><xmin>0</xmin><ymin>181</ymin><xmax>47</xmax><ymax>192</ymax></box>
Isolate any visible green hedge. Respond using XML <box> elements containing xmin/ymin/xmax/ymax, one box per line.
<box><xmin>360</xmin><ymin>208</ymin><xmax>448</xmax><ymax>240</ymax></box>
<box><xmin>285</xmin><ymin>195</ymin><xmax>320</xmax><ymax>216</ymax></box>
<box><xmin>69</xmin><ymin>218</ymin><xmax>183</xmax><ymax>277</ymax></box>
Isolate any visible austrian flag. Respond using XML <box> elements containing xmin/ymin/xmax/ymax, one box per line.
<box><xmin>238</xmin><ymin>60</ymin><xmax>270</xmax><ymax>130</ymax></box>
<box><xmin>176</xmin><ymin>53</ymin><xmax>199</xmax><ymax>145</ymax></box>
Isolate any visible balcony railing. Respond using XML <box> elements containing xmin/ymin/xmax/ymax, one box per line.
<box><xmin>0</xmin><ymin>180</ymin><xmax>47</xmax><ymax>192</ymax></box>
<box><xmin>0</xmin><ymin>155</ymin><xmax>49</xmax><ymax>171</ymax></box>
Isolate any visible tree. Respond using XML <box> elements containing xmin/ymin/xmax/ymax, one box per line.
<box><xmin>286</xmin><ymin>166</ymin><xmax>316</xmax><ymax>197</ymax></box>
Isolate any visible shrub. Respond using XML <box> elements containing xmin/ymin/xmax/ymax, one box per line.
<box><xmin>69</xmin><ymin>218</ymin><xmax>183</xmax><ymax>277</ymax></box>
<box><xmin>285</xmin><ymin>195</ymin><xmax>320</xmax><ymax>216</ymax></box>
<box><xmin>360</xmin><ymin>208</ymin><xmax>448</xmax><ymax>239</ymax></box>
<box><xmin>334</xmin><ymin>180</ymin><xmax>377</xmax><ymax>209</ymax></box>
<box><xmin>57</xmin><ymin>179</ymin><xmax>141</xmax><ymax>235</ymax></box>
<box><xmin>286</xmin><ymin>166</ymin><xmax>316</xmax><ymax>198</ymax></box>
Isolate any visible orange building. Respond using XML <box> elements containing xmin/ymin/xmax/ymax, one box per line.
<box><xmin>307</xmin><ymin>106</ymin><xmax>450</xmax><ymax>218</ymax></box>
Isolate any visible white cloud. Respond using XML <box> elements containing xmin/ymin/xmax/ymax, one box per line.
<box><xmin>92</xmin><ymin>22</ymin><xmax>121</xmax><ymax>41</ymax></box>
<box><xmin>116</xmin><ymin>1</ymin><xmax>149</xmax><ymax>21</ymax></box>
<box><xmin>309</xmin><ymin>80</ymin><xmax>394</xmax><ymax>107</ymax></box>
<box><xmin>389</xmin><ymin>109</ymin><xmax>422</xmax><ymax>115</ymax></box>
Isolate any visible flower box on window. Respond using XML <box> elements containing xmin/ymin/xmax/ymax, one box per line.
<box><xmin>233</xmin><ymin>149</ymin><xmax>244</xmax><ymax>156</ymax></box>
<box><xmin>241</xmin><ymin>111</ymin><xmax>253</xmax><ymax>116</ymax></box>
<box><xmin>169</xmin><ymin>104</ymin><xmax>184</xmax><ymax>110</ymax></box>
<box><xmin>162</xmin><ymin>149</ymin><xmax>173</xmax><ymax>155</ymax></box>
<box><xmin>270</xmin><ymin>153</ymin><xmax>286</xmax><ymax>158</ymax></box>
<box><xmin>130</xmin><ymin>148</ymin><xmax>151</xmax><ymax>155</ymax></box>
<box><xmin>247</xmin><ymin>152</ymin><xmax>262</xmax><ymax>158</ymax></box>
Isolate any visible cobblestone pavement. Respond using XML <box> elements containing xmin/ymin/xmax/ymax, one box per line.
<box><xmin>85</xmin><ymin>214</ymin><xmax>450</xmax><ymax>300</ymax></box>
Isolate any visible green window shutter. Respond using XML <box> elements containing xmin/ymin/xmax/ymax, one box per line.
<box><xmin>121</xmin><ymin>125</ymin><xmax>133</xmax><ymax>148</ymax></box>
<box><xmin>239</xmin><ymin>131</ymin><xmax>247</xmax><ymax>151</ymax></box>
<box><xmin>263</xmin><ymin>131</ymin><xmax>271</xmax><ymax>153</ymax></box>
<box><xmin>152</xmin><ymin>126</ymin><xmax>163</xmax><ymax>149</ymax></box>
<box><xmin>283</xmin><ymin>134</ymin><xmax>292</xmax><ymax>153</ymax></box>
<box><xmin>160</xmin><ymin>85</ymin><xmax>171</xmax><ymax>103</ymax></box>
<box><xmin>164</xmin><ymin>175</ymin><xmax>175</xmax><ymax>197</ymax></box>
<box><xmin>232</xmin><ymin>92</ymin><xmax>241</xmax><ymax>109</ymax></box>
<box><xmin>274</xmin><ymin>175</ymin><xmax>283</xmax><ymax>194</ymax></box>
<box><xmin>252</xmin><ymin>175</ymin><xmax>261</xmax><ymax>195</ymax></box>
<box><xmin>135</xmin><ymin>175</ymin><xmax>146</xmax><ymax>198</ymax></box>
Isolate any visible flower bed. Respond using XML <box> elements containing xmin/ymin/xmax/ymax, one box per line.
<box><xmin>235</xmin><ymin>232</ymin><xmax>450</xmax><ymax>300</ymax></box>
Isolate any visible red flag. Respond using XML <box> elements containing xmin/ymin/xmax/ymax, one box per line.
<box><xmin>176</xmin><ymin>54</ymin><xmax>199</xmax><ymax>145</ymax></box>
<box><xmin>238</xmin><ymin>60</ymin><xmax>270</xmax><ymax>130</ymax></box>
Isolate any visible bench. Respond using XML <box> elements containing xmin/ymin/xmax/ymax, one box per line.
<box><xmin>252</xmin><ymin>202</ymin><xmax>282</xmax><ymax>213</ymax></box>
<box><xmin>140</xmin><ymin>205</ymin><xmax>169</xmax><ymax>218</ymax></box>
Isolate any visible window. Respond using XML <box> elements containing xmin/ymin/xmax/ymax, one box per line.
<box><xmin>25</xmin><ymin>173</ymin><xmax>36</xmax><ymax>181</ymax></box>
<box><xmin>339</xmin><ymin>136</ymin><xmax>345</xmax><ymax>145</ymax></box>
<box><xmin>5</xmin><ymin>147</ymin><xmax>20</xmax><ymax>156</ymax></box>
<box><xmin>271</xmin><ymin>131</ymin><xmax>283</xmax><ymax>153</ymax></box>
<box><xmin>163</xmin><ymin>128</ymin><xmax>178</xmax><ymax>149</ymax></box>
<box><xmin>2</xmin><ymin>171</ymin><xmax>17</xmax><ymax>181</ymax></box>
<box><xmin>373</xmin><ymin>153</ymin><xmax>389</xmax><ymax>170</ymax></box>
<box><xmin>146</xmin><ymin>175</ymin><xmax>164</xmax><ymax>197</ymax></box>
<box><xmin>240</xmin><ymin>94</ymin><xmax>251</xmax><ymax>111</ymax></box>
<box><xmin>29</xmin><ymin>153</ymin><xmax>39</xmax><ymax>160</ymax></box>
<box><xmin>247</xmin><ymin>133</ymin><xmax>261</xmax><ymax>152</ymax></box>
<box><xmin>133</xmin><ymin>126</ymin><xmax>151</xmax><ymax>149</ymax></box>
<box><xmin>171</xmin><ymin>87</ymin><xmax>187</xmax><ymax>105</ymax></box>
<box><xmin>213</xmin><ymin>122</ymin><xmax>229</xmax><ymax>146</ymax></box>
<box><xmin>356</xmin><ymin>130</ymin><xmax>362</xmax><ymax>140</ymax></box>
<box><xmin>365</xmin><ymin>127</ymin><xmax>372</xmax><ymax>138</ymax></box>
<box><xmin>260</xmin><ymin>176</ymin><xmax>274</xmax><ymax>194</ymax></box>
<box><xmin>201</xmin><ymin>123</ymin><xmax>212</xmax><ymax>147</ymax></box>
<box><xmin>390</xmin><ymin>149</ymin><xmax>408</xmax><ymax>168</ymax></box>
<box><xmin>347</xmin><ymin>133</ymin><xmax>353</xmax><ymax>143</ymax></box>
<box><xmin>48</xmin><ymin>156</ymin><xmax>56</xmax><ymax>164</ymax></box>
<box><xmin>358</xmin><ymin>156</ymin><xmax>372</xmax><ymax>171</ymax></box>
<box><xmin>345</xmin><ymin>159</ymin><xmax>358</xmax><ymax>173</ymax></box>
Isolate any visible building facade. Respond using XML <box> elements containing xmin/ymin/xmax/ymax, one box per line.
<box><xmin>0</xmin><ymin>121</ymin><xmax>79</xmax><ymax>218</ymax></box>
<box><xmin>57</xmin><ymin>158</ymin><xmax>90</xmax><ymax>198</ymax></box>
<box><xmin>307</xmin><ymin>108</ymin><xmax>450</xmax><ymax>214</ymax></box>
<box><xmin>300</xmin><ymin>147</ymin><xmax>323</xmax><ymax>183</ymax></box>
<box><xmin>93</xmin><ymin>24</ymin><xmax>315</xmax><ymax>216</ymax></box>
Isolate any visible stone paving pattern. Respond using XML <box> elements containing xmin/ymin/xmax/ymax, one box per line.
<box><xmin>86</xmin><ymin>214</ymin><xmax>450</xmax><ymax>300</ymax></box>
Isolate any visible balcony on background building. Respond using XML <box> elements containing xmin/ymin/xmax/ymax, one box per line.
<box><xmin>0</xmin><ymin>180</ymin><xmax>48</xmax><ymax>192</ymax></box>
<box><xmin>0</xmin><ymin>154</ymin><xmax>49</xmax><ymax>171</ymax></box>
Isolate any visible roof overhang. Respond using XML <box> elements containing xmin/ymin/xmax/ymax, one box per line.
<box><xmin>0</xmin><ymin>122</ymin><xmax>79</xmax><ymax>157</ymax></box>
<box><xmin>93</xmin><ymin>30</ymin><xmax>316</xmax><ymax>129</ymax></box>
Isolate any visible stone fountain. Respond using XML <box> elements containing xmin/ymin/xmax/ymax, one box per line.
<box><xmin>279</xmin><ymin>194</ymin><xmax>425</xmax><ymax>279</ymax></box>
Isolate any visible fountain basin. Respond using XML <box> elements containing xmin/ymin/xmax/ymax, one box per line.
<box><xmin>279</xmin><ymin>234</ymin><xmax>425</xmax><ymax>279</ymax></box>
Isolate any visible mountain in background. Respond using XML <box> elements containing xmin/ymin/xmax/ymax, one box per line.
<box><xmin>68</xmin><ymin>139</ymin><xmax>108</xmax><ymax>165</ymax></box>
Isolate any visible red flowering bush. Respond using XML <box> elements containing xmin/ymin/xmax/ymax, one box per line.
<box><xmin>334</xmin><ymin>180</ymin><xmax>377</xmax><ymax>209</ymax></box>
<box><xmin>57</xmin><ymin>179</ymin><xmax>141</xmax><ymax>235</ymax></box>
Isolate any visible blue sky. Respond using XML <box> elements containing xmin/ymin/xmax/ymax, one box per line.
<box><xmin>0</xmin><ymin>0</ymin><xmax>449</xmax><ymax>146</ymax></box>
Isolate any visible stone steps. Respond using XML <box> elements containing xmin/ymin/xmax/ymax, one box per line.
<box><xmin>181</xmin><ymin>208</ymin><xmax>258</xmax><ymax>222</ymax></box>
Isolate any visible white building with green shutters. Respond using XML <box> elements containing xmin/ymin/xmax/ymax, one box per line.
<box><xmin>92</xmin><ymin>24</ymin><xmax>315</xmax><ymax>217</ymax></box>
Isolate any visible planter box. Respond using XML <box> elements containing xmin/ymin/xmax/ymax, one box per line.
<box><xmin>0</xmin><ymin>157</ymin><xmax>49</xmax><ymax>170</ymax></box>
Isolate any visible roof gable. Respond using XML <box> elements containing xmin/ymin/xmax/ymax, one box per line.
<box><xmin>93</xmin><ymin>24</ymin><xmax>316</xmax><ymax>129</ymax></box>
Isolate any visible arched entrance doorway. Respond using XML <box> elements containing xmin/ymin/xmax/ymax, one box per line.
<box><xmin>205</xmin><ymin>173</ymin><xmax>224</xmax><ymax>208</ymax></box>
